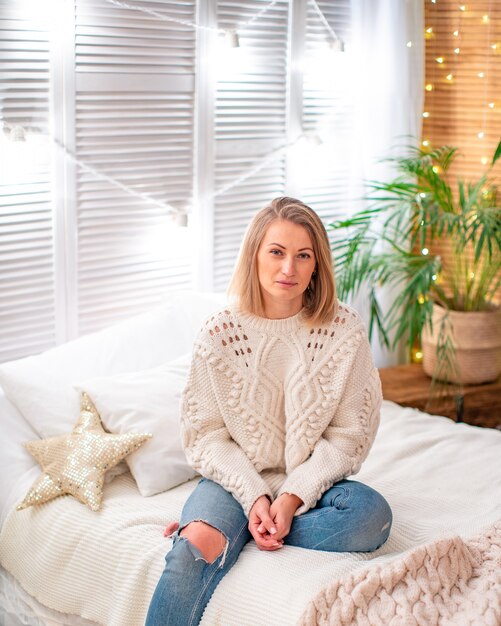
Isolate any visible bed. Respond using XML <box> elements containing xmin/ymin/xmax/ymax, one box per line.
<box><xmin>1</xmin><ymin>291</ymin><xmax>500</xmax><ymax>626</ymax></box>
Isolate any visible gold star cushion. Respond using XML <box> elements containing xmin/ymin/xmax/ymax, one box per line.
<box><xmin>17</xmin><ymin>392</ymin><xmax>152</xmax><ymax>512</ymax></box>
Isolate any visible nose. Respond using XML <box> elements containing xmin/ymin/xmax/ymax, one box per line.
<box><xmin>281</xmin><ymin>256</ymin><xmax>295</xmax><ymax>277</ymax></box>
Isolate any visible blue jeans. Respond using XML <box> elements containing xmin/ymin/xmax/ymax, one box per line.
<box><xmin>145</xmin><ymin>478</ymin><xmax>392</xmax><ymax>626</ymax></box>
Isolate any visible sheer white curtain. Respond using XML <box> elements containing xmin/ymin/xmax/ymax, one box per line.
<box><xmin>348</xmin><ymin>0</ymin><xmax>424</xmax><ymax>366</ymax></box>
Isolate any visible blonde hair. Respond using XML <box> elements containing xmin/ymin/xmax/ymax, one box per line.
<box><xmin>228</xmin><ymin>197</ymin><xmax>337</xmax><ymax>324</ymax></box>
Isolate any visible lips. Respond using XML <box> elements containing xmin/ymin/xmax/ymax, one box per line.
<box><xmin>276</xmin><ymin>280</ymin><xmax>298</xmax><ymax>287</ymax></box>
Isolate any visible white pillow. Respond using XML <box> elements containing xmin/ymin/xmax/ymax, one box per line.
<box><xmin>0</xmin><ymin>291</ymin><xmax>226</xmax><ymax>438</ymax></box>
<box><xmin>75</xmin><ymin>354</ymin><xmax>196</xmax><ymax>497</ymax></box>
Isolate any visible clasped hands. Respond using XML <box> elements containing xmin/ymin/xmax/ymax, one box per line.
<box><xmin>248</xmin><ymin>493</ymin><xmax>303</xmax><ymax>551</ymax></box>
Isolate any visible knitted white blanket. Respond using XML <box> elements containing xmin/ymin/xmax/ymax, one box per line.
<box><xmin>1</xmin><ymin>402</ymin><xmax>500</xmax><ymax>626</ymax></box>
<box><xmin>300</xmin><ymin>521</ymin><xmax>501</xmax><ymax>626</ymax></box>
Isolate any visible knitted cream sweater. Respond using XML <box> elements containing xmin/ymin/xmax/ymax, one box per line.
<box><xmin>181</xmin><ymin>302</ymin><xmax>382</xmax><ymax>517</ymax></box>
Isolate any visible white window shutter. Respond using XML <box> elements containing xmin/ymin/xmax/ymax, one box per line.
<box><xmin>212</xmin><ymin>0</ymin><xmax>290</xmax><ymax>292</ymax></box>
<box><xmin>298</xmin><ymin>0</ymin><xmax>354</xmax><ymax>226</ymax></box>
<box><xmin>73</xmin><ymin>0</ymin><xmax>196</xmax><ymax>335</ymax></box>
<box><xmin>1</xmin><ymin>0</ymin><xmax>360</xmax><ymax>363</ymax></box>
<box><xmin>0</xmin><ymin>2</ymin><xmax>56</xmax><ymax>361</ymax></box>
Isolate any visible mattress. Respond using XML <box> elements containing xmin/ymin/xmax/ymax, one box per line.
<box><xmin>1</xmin><ymin>400</ymin><xmax>500</xmax><ymax>626</ymax></box>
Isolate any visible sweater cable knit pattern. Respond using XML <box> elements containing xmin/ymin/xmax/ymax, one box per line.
<box><xmin>181</xmin><ymin>302</ymin><xmax>382</xmax><ymax>516</ymax></box>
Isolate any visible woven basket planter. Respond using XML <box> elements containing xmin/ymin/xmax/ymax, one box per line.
<box><xmin>422</xmin><ymin>304</ymin><xmax>501</xmax><ymax>384</ymax></box>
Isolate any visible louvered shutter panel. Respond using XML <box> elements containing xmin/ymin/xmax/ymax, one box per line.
<box><xmin>74</xmin><ymin>0</ymin><xmax>196</xmax><ymax>335</ymax></box>
<box><xmin>0</xmin><ymin>2</ymin><xmax>56</xmax><ymax>361</ymax></box>
<box><xmin>299</xmin><ymin>0</ymin><xmax>353</xmax><ymax>226</ymax></box>
<box><xmin>212</xmin><ymin>0</ymin><xmax>290</xmax><ymax>291</ymax></box>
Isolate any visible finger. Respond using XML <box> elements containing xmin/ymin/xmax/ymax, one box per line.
<box><xmin>255</xmin><ymin>537</ymin><xmax>283</xmax><ymax>551</ymax></box>
<box><xmin>258</xmin><ymin>511</ymin><xmax>277</xmax><ymax>536</ymax></box>
<box><xmin>163</xmin><ymin>521</ymin><xmax>180</xmax><ymax>537</ymax></box>
<box><xmin>272</xmin><ymin>527</ymin><xmax>288</xmax><ymax>541</ymax></box>
<box><xmin>269</xmin><ymin>512</ymin><xmax>291</xmax><ymax>541</ymax></box>
<box><xmin>249</xmin><ymin>524</ymin><xmax>272</xmax><ymax>542</ymax></box>
<box><xmin>249</xmin><ymin>525</ymin><xmax>282</xmax><ymax>549</ymax></box>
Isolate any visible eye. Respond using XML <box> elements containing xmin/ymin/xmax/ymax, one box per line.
<box><xmin>269</xmin><ymin>249</ymin><xmax>283</xmax><ymax>256</ymax></box>
<box><xmin>298</xmin><ymin>252</ymin><xmax>312</xmax><ymax>259</ymax></box>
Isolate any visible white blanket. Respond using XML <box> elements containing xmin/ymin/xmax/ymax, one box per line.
<box><xmin>1</xmin><ymin>401</ymin><xmax>500</xmax><ymax>626</ymax></box>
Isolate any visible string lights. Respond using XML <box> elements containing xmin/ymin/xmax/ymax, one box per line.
<box><xmin>421</xmin><ymin>1</ymin><xmax>498</xmax><ymax>165</ymax></box>
<box><xmin>105</xmin><ymin>0</ymin><xmax>278</xmax><ymax>42</ymax></box>
<box><xmin>2</xmin><ymin>0</ymin><xmax>347</xmax><ymax>223</ymax></box>
<box><xmin>105</xmin><ymin>0</ymin><xmax>343</xmax><ymax>49</ymax></box>
<box><xmin>309</xmin><ymin>0</ymin><xmax>344</xmax><ymax>50</ymax></box>
<box><xmin>3</xmin><ymin>125</ymin><xmax>319</xmax><ymax>225</ymax></box>
<box><xmin>54</xmin><ymin>136</ymin><xmax>188</xmax><ymax>224</ymax></box>
<box><xmin>104</xmin><ymin>0</ymin><xmax>283</xmax><ymax>49</ymax></box>
<box><xmin>480</xmin><ymin>0</ymin><xmax>494</xmax><ymax>150</ymax></box>
<box><xmin>6</xmin><ymin>0</ymin><xmax>433</xmax><ymax>222</ymax></box>
<box><xmin>213</xmin><ymin>132</ymin><xmax>321</xmax><ymax>199</ymax></box>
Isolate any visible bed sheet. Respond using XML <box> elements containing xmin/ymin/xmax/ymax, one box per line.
<box><xmin>1</xmin><ymin>401</ymin><xmax>500</xmax><ymax>626</ymax></box>
<box><xmin>0</xmin><ymin>391</ymin><xmax>38</xmax><ymax>526</ymax></box>
<box><xmin>0</xmin><ymin>566</ymin><xmax>99</xmax><ymax>626</ymax></box>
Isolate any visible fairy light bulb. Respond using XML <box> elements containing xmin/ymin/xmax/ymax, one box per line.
<box><xmin>459</xmin><ymin>5</ymin><xmax>466</xmax><ymax>11</ymax></box>
<box><xmin>407</xmin><ymin>41</ymin><xmax>413</xmax><ymax>47</ymax></box>
<box><xmin>422</xmin><ymin>140</ymin><xmax>430</xmax><ymax>147</ymax></box>
<box><xmin>435</xmin><ymin>56</ymin><xmax>444</xmax><ymax>64</ymax></box>
<box><xmin>478</xmin><ymin>131</ymin><xmax>485</xmax><ymax>139</ymax></box>
<box><xmin>478</xmin><ymin>72</ymin><xmax>485</xmax><ymax>78</ymax></box>
<box><xmin>482</xmin><ymin>15</ymin><xmax>489</xmax><ymax>23</ymax></box>
<box><xmin>422</xmin><ymin>248</ymin><xmax>429</xmax><ymax>255</ymax></box>
<box><xmin>411</xmin><ymin>346</ymin><xmax>423</xmax><ymax>364</ymax></box>
<box><xmin>488</xmin><ymin>102</ymin><xmax>495</xmax><ymax>108</ymax></box>
<box><xmin>330</xmin><ymin>39</ymin><xmax>345</xmax><ymax>52</ymax></box>
<box><xmin>422</xmin><ymin>111</ymin><xmax>430</xmax><ymax>118</ymax></box>
<box><xmin>446</xmin><ymin>74</ymin><xmax>454</xmax><ymax>81</ymax></box>
<box><xmin>481</xmin><ymin>156</ymin><xmax>488</xmax><ymax>165</ymax></box>
<box><xmin>225</xmin><ymin>30</ymin><xmax>240</xmax><ymax>48</ymax></box>
<box><xmin>425</xmin><ymin>83</ymin><xmax>434</xmax><ymax>92</ymax></box>
<box><xmin>492</xmin><ymin>44</ymin><xmax>498</xmax><ymax>50</ymax></box>
<box><xmin>454</xmin><ymin>47</ymin><xmax>460</xmax><ymax>54</ymax></box>
<box><xmin>9</xmin><ymin>125</ymin><xmax>26</xmax><ymax>142</ymax></box>
<box><xmin>453</xmin><ymin>30</ymin><xmax>459</xmax><ymax>37</ymax></box>
<box><xmin>418</xmin><ymin>294</ymin><xmax>426</xmax><ymax>304</ymax></box>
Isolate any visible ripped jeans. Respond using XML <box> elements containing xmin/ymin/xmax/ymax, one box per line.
<box><xmin>145</xmin><ymin>478</ymin><xmax>392</xmax><ymax>626</ymax></box>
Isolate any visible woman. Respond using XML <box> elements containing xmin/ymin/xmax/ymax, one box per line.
<box><xmin>145</xmin><ymin>197</ymin><xmax>392</xmax><ymax>626</ymax></box>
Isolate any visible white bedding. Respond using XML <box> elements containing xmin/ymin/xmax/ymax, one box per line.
<box><xmin>0</xmin><ymin>566</ymin><xmax>98</xmax><ymax>626</ymax></box>
<box><xmin>1</xmin><ymin>400</ymin><xmax>500</xmax><ymax>626</ymax></box>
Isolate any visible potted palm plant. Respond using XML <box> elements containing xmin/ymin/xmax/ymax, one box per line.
<box><xmin>329</xmin><ymin>141</ymin><xmax>501</xmax><ymax>385</ymax></box>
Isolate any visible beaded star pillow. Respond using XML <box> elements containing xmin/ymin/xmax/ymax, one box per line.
<box><xmin>17</xmin><ymin>392</ymin><xmax>151</xmax><ymax>512</ymax></box>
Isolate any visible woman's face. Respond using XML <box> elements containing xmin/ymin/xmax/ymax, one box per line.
<box><xmin>256</xmin><ymin>219</ymin><xmax>316</xmax><ymax>318</ymax></box>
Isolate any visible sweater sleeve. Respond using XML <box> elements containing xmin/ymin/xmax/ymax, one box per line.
<box><xmin>277</xmin><ymin>329</ymin><xmax>382</xmax><ymax>515</ymax></box>
<box><xmin>181</xmin><ymin>345</ymin><xmax>272</xmax><ymax>517</ymax></box>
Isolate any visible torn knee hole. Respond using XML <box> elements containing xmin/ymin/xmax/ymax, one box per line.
<box><xmin>180</xmin><ymin>521</ymin><xmax>228</xmax><ymax>564</ymax></box>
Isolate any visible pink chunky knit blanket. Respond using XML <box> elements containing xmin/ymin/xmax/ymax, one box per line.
<box><xmin>300</xmin><ymin>521</ymin><xmax>501</xmax><ymax>626</ymax></box>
